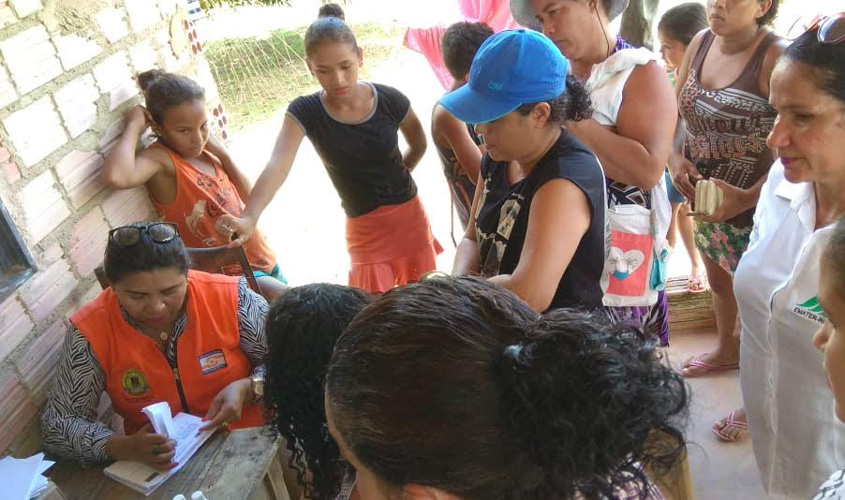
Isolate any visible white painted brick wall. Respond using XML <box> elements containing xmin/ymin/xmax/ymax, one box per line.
<box><xmin>0</xmin><ymin>63</ymin><xmax>18</xmax><ymax>109</ymax></box>
<box><xmin>95</xmin><ymin>8</ymin><xmax>130</xmax><ymax>44</ymax></box>
<box><xmin>18</xmin><ymin>170</ymin><xmax>71</xmax><ymax>244</ymax></box>
<box><xmin>93</xmin><ymin>51</ymin><xmax>131</xmax><ymax>94</ymax></box>
<box><xmin>3</xmin><ymin>97</ymin><xmax>68</xmax><ymax>167</ymax></box>
<box><xmin>69</xmin><ymin>206</ymin><xmax>109</xmax><ymax>276</ymax></box>
<box><xmin>14</xmin><ymin>319</ymin><xmax>64</xmax><ymax>400</ymax></box>
<box><xmin>124</xmin><ymin>0</ymin><xmax>161</xmax><ymax>33</ymax></box>
<box><xmin>53</xmin><ymin>33</ymin><xmax>103</xmax><ymax>71</ymax></box>
<box><xmin>8</xmin><ymin>0</ymin><xmax>40</xmax><ymax>18</ymax></box>
<box><xmin>0</xmin><ymin>296</ymin><xmax>34</xmax><ymax>363</ymax></box>
<box><xmin>0</xmin><ymin>3</ymin><xmax>17</xmax><ymax>29</ymax></box>
<box><xmin>54</xmin><ymin>74</ymin><xmax>99</xmax><ymax>139</ymax></box>
<box><xmin>129</xmin><ymin>41</ymin><xmax>158</xmax><ymax>73</ymax></box>
<box><xmin>158</xmin><ymin>0</ymin><xmax>177</xmax><ymax>17</ymax></box>
<box><xmin>21</xmin><ymin>257</ymin><xmax>78</xmax><ymax>322</ymax></box>
<box><xmin>55</xmin><ymin>150</ymin><xmax>105</xmax><ymax>209</ymax></box>
<box><xmin>0</xmin><ymin>26</ymin><xmax>62</xmax><ymax>95</ymax></box>
<box><xmin>93</xmin><ymin>51</ymin><xmax>137</xmax><ymax>110</ymax></box>
<box><xmin>102</xmin><ymin>187</ymin><xmax>154</xmax><ymax>228</ymax></box>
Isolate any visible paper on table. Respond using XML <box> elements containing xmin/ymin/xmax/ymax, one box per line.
<box><xmin>0</xmin><ymin>452</ymin><xmax>49</xmax><ymax>500</ymax></box>
<box><xmin>28</xmin><ymin>459</ymin><xmax>55</xmax><ymax>499</ymax></box>
<box><xmin>142</xmin><ymin>401</ymin><xmax>177</xmax><ymax>438</ymax></box>
<box><xmin>104</xmin><ymin>413</ymin><xmax>214</xmax><ymax>495</ymax></box>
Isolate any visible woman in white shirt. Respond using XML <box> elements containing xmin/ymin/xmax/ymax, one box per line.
<box><xmin>734</xmin><ymin>16</ymin><xmax>845</xmax><ymax>499</ymax></box>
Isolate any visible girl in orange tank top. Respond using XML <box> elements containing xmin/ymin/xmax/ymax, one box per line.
<box><xmin>102</xmin><ymin>70</ymin><xmax>287</xmax><ymax>299</ymax></box>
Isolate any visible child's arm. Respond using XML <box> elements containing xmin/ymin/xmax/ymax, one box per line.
<box><xmin>398</xmin><ymin>107</ymin><xmax>427</xmax><ymax>172</ymax></box>
<box><xmin>205</xmin><ymin>134</ymin><xmax>253</xmax><ymax>200</ymax></box>
<box><xmin>102</xmin><ymin>105</ymin><xmax>164</xmax><ymax>189</ymax></box>
<box><xmin>433</xmin><ymin>107</ymin><xmax>483</xmax><ymax>182</ymax></box>
<box><xmin>216</xmin><ymin>115</ymin><xmax>306</xmax><ymax>247</ymax></box>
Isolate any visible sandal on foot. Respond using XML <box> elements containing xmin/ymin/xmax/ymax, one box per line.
<box><xmin>687</xmin><ymin>271</ymin><xmax>709</xmax><ymax>293</ymax></box>
<box><xmin>712</xmin><ymin>410</ymin><xmax>748</xmax><ymax>442</ymax></box>
<box><xmin>680</xmin><ymin>354</ymin><xmax>739</xmax><ymax>378</ymax></box>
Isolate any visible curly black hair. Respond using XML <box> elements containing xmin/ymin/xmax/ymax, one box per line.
<box><xmin>516</xmin><ymin>75</ymin><xmax>593</xmax><ymax>124</ymax></box>
<box><xmin>264</xmin><ymin>283</ymin><xmax>371</xmax><ymax>500</ymax></box>
<box><xmin>327</xmin><ymin>276</ymin><xmax>688</xmax><ymax>500</ymax></box>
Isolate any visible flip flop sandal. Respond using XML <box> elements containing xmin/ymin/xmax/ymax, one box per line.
<box><xmin>680</xmin><ymin>354</ymin><xmax>739</xmax><ymax>378</ymax></box>
<box><xmin>712</xmin><ymin>410</ymin><xmax>749</xmax><ymax>442</ymax></box>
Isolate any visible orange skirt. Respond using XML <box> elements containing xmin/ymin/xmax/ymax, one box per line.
<box><xmin>346</xmin><ymin>196</ymin><xmax>443</xmax><ymax>293</ymax></box>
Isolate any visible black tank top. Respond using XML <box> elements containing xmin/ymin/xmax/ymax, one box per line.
<box><xmin>475</xmin><ymin>131</ymin><xmax>606</xmax><ymax>311</ymax></box>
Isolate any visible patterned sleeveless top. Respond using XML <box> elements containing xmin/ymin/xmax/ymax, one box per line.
<box><xmin>678</xmin><ymin>29</ymin><xmax>778</xmax><ymax>228</ymax></box>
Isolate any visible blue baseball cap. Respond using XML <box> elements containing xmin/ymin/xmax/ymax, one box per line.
<box><xmin>438</xmin><ymin>29</ymin><xmax>570</xmax><ymax>125</ymax></box>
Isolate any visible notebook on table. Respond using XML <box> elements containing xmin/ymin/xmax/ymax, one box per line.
<box><xmin>104</xmin><ymin>402</ymin><xmax>214</xmax><ymax>496</ymax></box>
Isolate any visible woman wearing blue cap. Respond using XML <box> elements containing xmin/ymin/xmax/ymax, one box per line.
<box><xmin>511</xmin><ymin>0</ymin><xmax>678</xmax><ymax>348</ymax></box>
<box><xmin>445</xmin><ymin>29</ymin><xmax>606</xmax><ymax>313</ymax></box>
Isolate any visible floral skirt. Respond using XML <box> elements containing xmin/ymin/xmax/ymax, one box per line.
<box><xmin>694</xmin><ymin>220</ymin><xmax>752</xmax><ymax>273</ymax></box>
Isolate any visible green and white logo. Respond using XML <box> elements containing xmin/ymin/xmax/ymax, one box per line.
<box><xmin>793</xmin><ymin>297</ymin><xmax>826</xmax><ymax>324</ymax></box>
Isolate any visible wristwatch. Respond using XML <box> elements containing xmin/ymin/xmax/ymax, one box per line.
<box><xmin>249</xmin><ymin>367</ymin><xmax>265</xmax><ymax>403</ymax></box>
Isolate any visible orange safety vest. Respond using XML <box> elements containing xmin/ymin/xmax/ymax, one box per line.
<box><xmin>71</xmin><ymin>270</ymin><xmax>265</xmax><ymax>434</ymax></box>
<box><xmin>150</xmin><ymin>142</ymin><xmax>277</xmax><ymax>275</ymax></box>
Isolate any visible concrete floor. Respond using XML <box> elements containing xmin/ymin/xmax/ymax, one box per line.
<box><xmin>667</xmin><ymin>328</ymin><xmax>770</xmax><ymax>500</ymax></box>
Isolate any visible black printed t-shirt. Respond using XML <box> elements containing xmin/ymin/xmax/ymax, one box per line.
<box><xmin>475</xmin><ymin>131</ymin><xmax>607</xmax><ymax>311</ymax></box>
<box><xmin>286</xmin><ymin>82</ymin><xmax>417</xmax><ymax>218</ymax></box>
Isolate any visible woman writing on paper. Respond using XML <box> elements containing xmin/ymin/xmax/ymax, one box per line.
<box><xmin>42</xmin><ymin>222</ymin><xmax>268</xmax><ymax>468</ymax></box>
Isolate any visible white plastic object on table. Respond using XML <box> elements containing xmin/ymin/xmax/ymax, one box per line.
<box><xmin>191</xmin><ymin>492</ymin><xmax>210</xmax><ymax>500</ymax></box>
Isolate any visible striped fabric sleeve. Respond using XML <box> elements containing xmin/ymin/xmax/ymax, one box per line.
<box><xmin>236</xmin><ymin>277</ymin><xmax>269</xmax><ymax>369</ymax></box>
<box><xmin>40</xmin><ymin>326</ymin><xmax>114</xmax><ymax>465</ymax></box>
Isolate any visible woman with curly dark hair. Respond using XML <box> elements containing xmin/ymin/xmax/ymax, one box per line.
<box><xmin>445</xmin><ymin>30</ymin><xmax>605</xmax><ymax>313</ymax></box>
<box><xmin>264</xmin><ymin>284</ymin><xmax>370</xmax><ymax>500</ymax></box>
<box><xmin>326</xmin><ymin>276</ymin><xmax>689</xmax><ymax>500</ymax></box>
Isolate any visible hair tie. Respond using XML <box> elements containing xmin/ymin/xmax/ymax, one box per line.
<box><xmin>504</xmin><ymin>344</ymin><xmax>524</xmax><ymax>362</ymax></box>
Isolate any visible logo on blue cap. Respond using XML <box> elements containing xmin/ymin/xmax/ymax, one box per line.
<box><xmin>438</xmin><ymin>30</ymin><xmax>570</xmax><ymax>124</ymax></box>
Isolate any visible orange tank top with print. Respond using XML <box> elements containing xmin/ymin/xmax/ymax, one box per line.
<box><xmin>71</xmin><ymin>270</ymin><xmax>265</xmax><ymax>434</ymax></box>
<box><xmin>150</xmin><ymin>142</ymin><xmax>276</xmax><ymax>274</ymax></box>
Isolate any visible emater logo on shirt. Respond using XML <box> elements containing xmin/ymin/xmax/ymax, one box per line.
<box><xmin>793</xmin><ymin>296</ymin><xmax>826</xmax><ymax>325</ymax></box>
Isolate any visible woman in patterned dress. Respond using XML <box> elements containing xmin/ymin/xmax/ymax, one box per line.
<box><xmin>670</xmin><ymin>0</ymin><xmax>786</xmax><ymax>442</ymax></box>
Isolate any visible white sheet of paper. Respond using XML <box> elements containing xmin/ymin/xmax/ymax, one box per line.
<box><xmin>0</xmin><ymin>453</ymin><xmax>44</xmax><ymax>500</ymax></box>
<box><xmin>142</xmin><ymin>401</ymin><xmax>177</xmax><ymax>438</ymax></box>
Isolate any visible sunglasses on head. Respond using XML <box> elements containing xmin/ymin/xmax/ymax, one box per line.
<box><xmin>788</xmin><ymin>12</ymin><xmax>845</xmax><ymax>44</ymax></box>
<box><xmin>109</xmin><ymin>223</ymin><xmax>179</xmax><ymax>247</ymax></box>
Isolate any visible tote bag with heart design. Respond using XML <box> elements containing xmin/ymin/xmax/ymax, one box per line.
<box><xmin>600</xmin><ymin>176</ymin><xmax>671</xmax><ymax>308</ymax></box>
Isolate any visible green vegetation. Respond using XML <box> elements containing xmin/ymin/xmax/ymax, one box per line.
<box><xmin>203</xmin><ymin>23</ymin><xmax>403</xmax><ymax>130</ymax></box>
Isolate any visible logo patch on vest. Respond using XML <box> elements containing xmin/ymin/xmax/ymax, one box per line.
<box><xmin>122</xmin><ymin>370</ymin><xmax>149</xmax><ymax>396</ymax></box>
<box><xmin>199</xmin><ymin>350</ymin><xmax>227</xmax><ymax>375</ymax></box>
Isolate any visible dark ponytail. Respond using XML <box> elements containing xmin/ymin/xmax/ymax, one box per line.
<box><xmin>516</xmin><ymin>74</ymin><xmax>593</xmax><ymax>124</ymax></box>
<box><xmin>498</xmin><ymin>309</ymin><xmax>688</xmax><ymax>498</ymax></box>
<box><xmin>327</xmin><ymin>276</ymin><xmax>688</xmax><ymax>500</ymax></box>
<box><xmin>136</xmin><ymin>69</ymin><xmax>205</xmax><ymax>124</ymax></box>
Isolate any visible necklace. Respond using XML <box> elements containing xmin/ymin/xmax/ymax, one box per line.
<box><xmin>159</xmin><ymin>331</ymin><xmax>168</xmax><ymax>341</ymax></box>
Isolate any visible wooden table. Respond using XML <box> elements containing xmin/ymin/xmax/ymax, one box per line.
<box><xmin>46</xmin><ymin>427</ymin><xmax>291</xmax><ymax>500</ymax></box>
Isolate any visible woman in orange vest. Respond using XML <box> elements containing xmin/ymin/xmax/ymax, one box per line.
<box><xmin>41</xmin><ymin>222</ymin><xmax>267</xmax><ymax>468</ymax></box>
